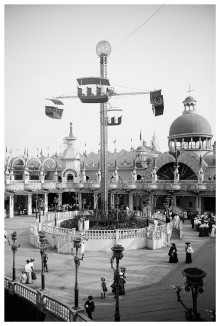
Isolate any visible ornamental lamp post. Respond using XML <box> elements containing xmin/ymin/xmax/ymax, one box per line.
<box><xmin>110</xmin><ymin>244</ymin><xmax>124</xmax><ymax>322</ymax></box>
<box><xmin>38</xmin><ymin>232</ymin><xmax>47</xmax><ymax>290</ymax></box>
<box><xmin>72</xmin><ymin>236</ymin><xmax>85</xmax><ymax>309</ymax></box>
<box><xmin>173</xmin><ymin>267</ymin><xmax>207</xmax><ymax>321</ymax></box>
<box><xmin>8</xmin><ymin>231</ymin><xmax>21</xmax><ymax>281</ymax></box>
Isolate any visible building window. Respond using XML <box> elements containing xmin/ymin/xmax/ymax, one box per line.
<box><xmin>67</xmin><ymin>174</ymin><xmax>73</xmax><ymax>181</ymax></box>
<box><xmin>189</xmin><ymin>202</ymin><xmax>193</xmax><ymax>208</ymax></box>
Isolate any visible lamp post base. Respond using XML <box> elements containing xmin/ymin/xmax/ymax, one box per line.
<box><xmin>41</xmin><ymin>274</ymin><xmax>45</xmax><ymax>290</ymax></box>
<box><xmin>75</xmin><ymin>288</ymin><xmax>79</xmax><ymax>308</ymax></box>
<box><xmin>12</xmin><ymin>267</ymin><xmax>16</xmax><ymax>282</ymax></box>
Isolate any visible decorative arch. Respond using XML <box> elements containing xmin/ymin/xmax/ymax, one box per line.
<box><xmin>157</xmin><ymin>162</ymin><xmax>198</xmax><ymax>180</ymax></box>
<box><xmin>155</xmin><ymin>153</ymin><xmax>175</xmax><ymax>170</ymax></box>
<box><xmin>11</xmin><ymin>156</ymin><xmax>26</xmax><ymax>169</ymax></box>
<box><xmin>178</xmin><ymin>152</ymin><xmax>200</xmax><ymax>177</ymax></box>
<box><xmin>42</xmin><ymin>157</ymin><xmax>56</xmax><ymax>168</ymax></box>
<box><xmin>26</xmin><ymin>156</ymin><xmax>42</xmax><ymax>167</ymax></box>
<box><xmin>63</xmin><ymin>168</ymin><xmax>78</xmax><ymax>178</ymax></box>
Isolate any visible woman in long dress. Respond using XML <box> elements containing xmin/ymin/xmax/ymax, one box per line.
<box><xmin>185</xmin><ymin>242</ymin><xmax>193</xmax><ymax>263</ymax></box>
<box><xmin>24</xmin><ymin>260</ymin><xmax>32</xmax><ymax>284</ymax></box>
<box><xmin>210</xmin><ymin>224</ymin><xmax>216</xmax><ymax>237</ymax></box>
<box><xmin>168</xmin><ymin>243</ymin><xmax>178</xmax><ymax>263</ymax></box>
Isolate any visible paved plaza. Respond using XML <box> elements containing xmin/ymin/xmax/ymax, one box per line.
<box><xmin>4</xmin><ymin>215</ymin><xmax>215</xmax><ymax>322</ymax></box>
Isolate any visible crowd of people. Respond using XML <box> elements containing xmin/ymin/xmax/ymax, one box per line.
<box><xmin>193</xmin><ymin>211</ymin><xmax>216</xmax><ymax>237</ymax></box>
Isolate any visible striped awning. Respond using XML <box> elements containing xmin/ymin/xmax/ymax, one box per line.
<box><xmin>47</xmin><ymin>189</ymin><xmax>63</xmax><ymax>194</ymax></box>
<box><xmin>4</xmin><ymin>191</ymin><xmax>14</xmax><ymax>197</ymax></box>
<box><xmin>31</xmin><ymin>189</ymin><xmax>49</xmax><ymax>194</ymax></box>
<box><xmin>13</xmin><ymin>190</ymin><xmax>33</xmax><ymax>196</ymax></box>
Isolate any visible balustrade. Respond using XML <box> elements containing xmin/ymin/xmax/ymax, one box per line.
<box><xmin>42</xmin><ymin>296</ymin><xmax>74</xmax><ymax>321</ymax></box>
<box><xmin>4</xmin><ymin>278</ymin><xmax>87</xmax><ymax>321</ymax></box>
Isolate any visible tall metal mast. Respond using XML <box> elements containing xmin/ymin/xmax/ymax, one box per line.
<box><xmin>48</xmin><ymin>40</ymin><xmax>164</xmax><ymax>219</ymax></box>
<box><xmin>96</xmin><ymin>40</ymin><xmax>111</xmax><ymax>218</ymax></box>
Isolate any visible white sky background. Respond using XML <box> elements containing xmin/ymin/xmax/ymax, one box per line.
<box><xmin>4</xmin><ymin>2</ymin><xmax>216</xmax><ymax>157</ymax></box>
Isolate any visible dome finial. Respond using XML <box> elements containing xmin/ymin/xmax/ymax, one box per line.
<box><xmin>187</xmin><ymin>83</ymin><xmax>193</xmax><ymax>96</ymax></box>
<box><xmin>69</xmin><ymin>122</ymin><xmax>73</xmax><ymax>138</ymax></box>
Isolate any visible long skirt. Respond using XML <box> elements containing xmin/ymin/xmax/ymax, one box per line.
<box><xmin>26</xmin><ymin>271</ymin><xmax>32</xmax><ymax>284</ymax></box>
<box><xmin>186</xmin><ymin>252</ymin><xmax>192</xmax><ymax>263</ymax></box>
<box><xmin>169</xmin><ymin>253</ymin><xmax>178</xmax><ymax>263</ymax></box>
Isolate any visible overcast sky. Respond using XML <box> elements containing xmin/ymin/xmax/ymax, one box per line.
<box><xmin>4</xmin><ymin>2</ymin><xmax>216</xmax><ymax>158</ymax></box>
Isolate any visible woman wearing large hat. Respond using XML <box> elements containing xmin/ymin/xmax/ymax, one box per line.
<box><xmin>168</xmin><ymin>243</ymin><xmax>178</xmax><ymax>263</ymax></box>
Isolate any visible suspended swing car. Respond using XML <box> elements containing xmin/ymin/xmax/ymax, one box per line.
<box><xmin>77</xmin><ymin>77</ymin><xmax>112</xmax><ymax>103</ymax></box>
<box><xmin>107</xmin><ymin>108</ymin><xmax>122</xmax><ymax>126</ymax></box>
<box><xmin>45</xmin><ymin>99</ymin><xmax>64</xmax><ymax>119</ymax></box>
<box><xmin>150</xmin><ymin>90</ymin><xmax>164</xmax><ymax>116</ymax></box>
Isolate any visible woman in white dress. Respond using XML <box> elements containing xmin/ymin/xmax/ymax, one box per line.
<box><xmin>24</xmin><ymin>260</ymin><xmax>32</xmax><ymax>284</ymax></box>
<box><xmin>210</xmin><ymin>224</ymin><xmax>216</xmax><ymax>237</ymax></box>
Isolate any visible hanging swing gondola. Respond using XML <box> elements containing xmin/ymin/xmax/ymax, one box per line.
<box><xmin>45</xmin><ymin>99</ymin><xmax>64</xmax><ymax>119</ymax></box>
<box><xmin>77</xmin><ymin>77</ymin><xmax>111</xmax><ymax>103</ymax></box>
<box><xmin>107</xmin><ymin>108</ymin><xmax>122</xmax><ymax>126</ymax></box>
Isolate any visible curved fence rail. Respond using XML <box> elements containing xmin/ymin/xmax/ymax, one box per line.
<box><xmin>4</xmin><ymin>277</ymin><xmax>87</xmax><ymax>322</ymax></box>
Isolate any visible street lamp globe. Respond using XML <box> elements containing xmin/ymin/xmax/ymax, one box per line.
<box><xmin>96</xmin><ymin>40</ymin><xmax>111</xmax><ymax>57</ymax></box>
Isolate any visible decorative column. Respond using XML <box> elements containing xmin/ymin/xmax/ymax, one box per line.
<box><xmin>23</xmin><ymin>168</ymin><xmax>29</xmax><ymax>183</ymax></box>
<box><xmin>151</xmin><ymin>164</ymin><xmax>157</xmax><ymax>183</ymax></box>
<box><xmin>110</xmin><ymin>193</ymin><xmax>115</xmax><ymax>209</ymax></box>
<box><xmin>27</xmin><ymin>194</ymin><xmax>32</xmax><ymax>215</ymax></box>
<box><xmin>54</xmin><ymin>169</ymin><xmax>58</xmax><ymax>183</ymax></box>
<box><xmin>5</xmin><ymin>168</ymin><xmax>10</xmax><ymax>184</ymax></box>
<box><xmin>174</xmin><ymin>164</ymin><xmax>179</xmax><ymax>183</ymax></box>
<box><xmin>78</xmin><ymin>193</ymin><xmax>82</xmax><ymax>210</ymax></box>
<box><xmin>131</xmin><ymin>167</ymin><xmax>137</xmax><ymax>183</ymax></box>
<box><xmin>10</xmin><ymin>170</ymin><xmax>14</xmax><ymax>181</ymax></box>
<box><xmin>129</xmin><ymin>193</ymin><xmax>133</xmax><ymax>211</ymax></box>
<box><xmin>195</xmin><ymin>195</ymin><xmax>201</xmax><ymax>214</ymax></box>
<box><xmin>44</xmin><ymin>193</ymin><xmax>48</xmax><ymax>213</ymax></box>
<box><xmin>39</xmin><ymin>169</ymin><xmax>45</xmax><ymax>183</ymax></box>
<box><xmin>58</xmin><ymin>193</ymin><xmax>62</xmax><ymax>207</ymax></box>
<box><xmin>9</xmin><ymin>195</ymin><xmax>14</xmax><ymax>218</ymax></box>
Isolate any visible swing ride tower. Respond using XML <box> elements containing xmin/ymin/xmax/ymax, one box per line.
<box><xmin>44</xmin><ymin>40</ymin><xmax>164</xmax><ymax>220</ymax></box>
<box><xmin>96</xmin><ymin>40</ymin><xmax>111</xmax><ymax>218</ymax></box>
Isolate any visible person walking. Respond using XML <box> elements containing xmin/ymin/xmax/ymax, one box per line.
<box><xmin>24</xmin><ymin>260</ymin><xmax>32</xmax><ymax>284</ymax></box>
<box><xmin>84</xmin><ymin>296</ymin><xmax>95</xmax><ymax>320</ymax></box>
<box><xmin>185</xmin><ymin>242</ymin><xmax>194</xmax><ymax>263</ymax></box>
<box><xmin>29</xmin><ymin>258</ymin><xmax>37</xmax><ymax>280</ymax></box>
<box><xmin>168</xmin><ymin>243</ymin><xmax>178</xmax><ymax>263</ymax></box>
<box><xmin>100</xmin><ymin>277</ymin><xmax>108</xmax><ymax>298</ymax></box>
<box><xmin>43</xmin><ymin>253</ymin><xmax>48</xmax><ymax>272</ymax></box>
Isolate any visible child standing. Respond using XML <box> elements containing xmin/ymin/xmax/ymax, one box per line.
<box><xmin>100</xmin><ymin>277</ymin><xmax>108</xmax><ymax>298</ymax></box>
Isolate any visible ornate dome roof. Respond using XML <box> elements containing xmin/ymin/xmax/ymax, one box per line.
<box><xmin>136</xmin><ymin>145</ymin><xmax>148</xmax><ymax>152</ymax></box>
<box><xmin>169</xmin><ymin>112</ymin><xmax>212</xmax><ymax>138</ymax></box>
<box><xmin>183</xmin><ymin>95</ymin><xmax>196</xmax><ymax>103</ymax></box>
